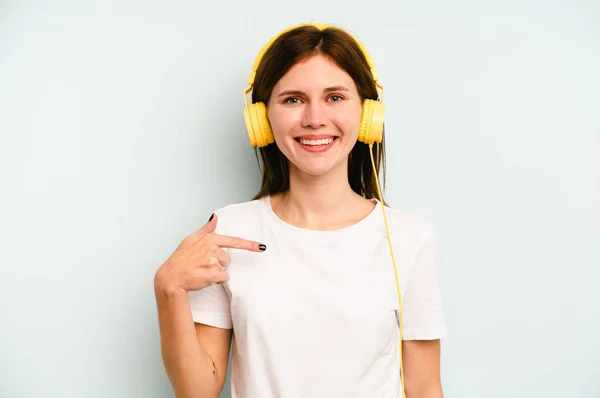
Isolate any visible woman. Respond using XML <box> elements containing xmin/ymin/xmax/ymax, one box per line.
<box><xmin>154</xmin><ymin>23</ymin><xmax>446</xmax><ymax>398</ymax></box>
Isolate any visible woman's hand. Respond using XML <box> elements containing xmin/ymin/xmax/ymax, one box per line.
<box><xmin>154</xmin><ymin>214</ymin><xmax>265</xmax><ymax>295</ymax></box>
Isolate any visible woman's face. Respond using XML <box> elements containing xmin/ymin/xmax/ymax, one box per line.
<box><xmin>267</xmin><ymin>54</ymin><xmax>363</xmax><ymax>178</ymax></box>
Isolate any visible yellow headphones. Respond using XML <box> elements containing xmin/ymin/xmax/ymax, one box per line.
<box><xmin>243</xmin><ymin>23</ymin><xmax>386</xmax><ymax>148</ymax></box>
<box><xmin>243</xmin><ymin>23</ymin><xmax>406</xmax><ymax>398</ymax></box>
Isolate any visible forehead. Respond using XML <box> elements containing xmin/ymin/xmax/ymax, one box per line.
<box><xmin>273</xmin><ymin>54</ymin><xmax>357</xmax><ymax>92</ymax></box>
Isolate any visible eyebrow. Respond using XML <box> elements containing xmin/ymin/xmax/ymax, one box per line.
<box><xmin>276</xmin><ymin>85</ymin><xmax>350</xmax><ymax>98</ymax></box>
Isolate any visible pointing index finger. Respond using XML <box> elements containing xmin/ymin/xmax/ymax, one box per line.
<box><xmin>212</xmin><ymin>234</ymin><xmax>266</xmax><ymax>252</ymax></box>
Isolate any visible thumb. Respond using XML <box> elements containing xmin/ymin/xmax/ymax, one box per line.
<box><xmin>198</xmin><ymin>213</ymin><xmax>218</xmax><ymax>234</ymax></box>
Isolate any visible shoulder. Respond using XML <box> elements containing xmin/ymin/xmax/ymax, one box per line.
<box><xmin>213</xmin><ymin>197</ymin><xmax>265</xmax><ymax>218</ymax></box>
<box><xmin>211</xmin><ymin>197</ymin><xmax>270</xmax><ymax>235</ymax></box>
<box><xmin>382</xmin><ymin>205</ymin><xmax>436</xmax><ymax>236</ymax></box>
<box><xmin>378</xmin><ymin>204</ymin><xmax>437</xmax><ymax>251</ymax></box>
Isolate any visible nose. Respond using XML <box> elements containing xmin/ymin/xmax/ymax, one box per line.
<box><xmin>301</xmin><ymin>102</ymin><xmax>326</xmax><ymax>128</ymax></box>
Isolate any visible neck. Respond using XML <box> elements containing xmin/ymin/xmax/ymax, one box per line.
<box><xmin>271</xmin><ymin>163</ymin><xmax>373</xmax><ymax>230</ymax></box>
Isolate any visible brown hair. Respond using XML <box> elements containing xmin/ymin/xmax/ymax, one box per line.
<box><xmin>250</xmin><ymin>25</ymin><xmax>386</xmax><ymax>202</ymax></box>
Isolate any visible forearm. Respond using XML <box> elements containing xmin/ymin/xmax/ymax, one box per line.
<box><xmin>406</xmin><ymin>387</ymin><xmax>444</xmax><ymax>398</ymax></box>
<box><xmin>155</xmin><ymin>285</ymin><xmax>220</xmax><ymax>398</ymax></box>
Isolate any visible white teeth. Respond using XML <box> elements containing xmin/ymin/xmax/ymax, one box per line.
<box><xmin>299</xmin><ymin>137</ymin><xmax>335</xmax><ymax>146</ymax></box>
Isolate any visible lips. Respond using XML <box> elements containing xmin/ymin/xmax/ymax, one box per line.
<box><xmin>298</xmin><ymin>137</ymin><xmax>335</xmax><ymax>146</ymax></box>
<box><xmin>294</xmin><ymin>135</ymin><xmax>338</xmax><ymax>145</ymax></box>
<box><xmin>293</xmin><ymin>135</ymin><xmax>338</xmax><ymax>152</ymax></box>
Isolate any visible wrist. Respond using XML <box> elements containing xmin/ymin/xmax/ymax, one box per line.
<box><xmin>154</xmin><ymin>270</ymin><xmax>186</xmax><ymax>299</ymax></box>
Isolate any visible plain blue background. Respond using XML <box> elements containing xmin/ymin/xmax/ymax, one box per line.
<box><xmin>1</xmin><ymin>0</ymin><xmax>599</xmax><ymax>397</ymax></box>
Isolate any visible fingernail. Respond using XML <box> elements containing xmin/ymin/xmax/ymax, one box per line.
<box><xmin>208</xmin><ymin>213</ymin><xmax>214</xmax><ymax>222</ymax></box>
<box><xmin>258</xmin><ymin>244</ymin><xmax>266</xmax><ymax>251</ymax></box>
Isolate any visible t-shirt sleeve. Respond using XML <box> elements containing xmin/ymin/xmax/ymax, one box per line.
<box><xmin>401</xmin><ymin>224</ymin><xmax>447</xmax><ymax>340</ymax></box>
<box><xmin>187</xmin><ymin>210</ymin><xmax>233</xmax><ymax>329</ymax></box>
<box><xmin>188</xmin><ymin>283</ymin><xmax>233</xmax><ymax>329</ymax></box>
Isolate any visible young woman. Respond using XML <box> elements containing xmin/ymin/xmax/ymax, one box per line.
<box><xmin>154</xmin><ymin>23</ymin><xmax>446</xmax><ymax>398</ymax></box>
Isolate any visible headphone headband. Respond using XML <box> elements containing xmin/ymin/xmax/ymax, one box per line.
<box><xmin>246</xmin><ymin>23</ymin><xmax>381</xmax><ymax>90</ymax></box>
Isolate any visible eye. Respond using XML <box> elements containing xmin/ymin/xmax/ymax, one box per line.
<box><xmin>328</xmin><ymin>95</ymin><xmax>344</xmax><ymax>102</ymax></box>
<box><xmin>283</xmin><ymin>97</ymin><xmax>301</xmax><ymax>104</ymax></box>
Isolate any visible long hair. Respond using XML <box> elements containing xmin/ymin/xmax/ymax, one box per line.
<box><xmin>250</xmin><ymin>25</ymin><xmax>386</xmax><ymax>202</ymax></box>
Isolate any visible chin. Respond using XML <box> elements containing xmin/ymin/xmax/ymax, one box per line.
<box><xmin>290</xmin><ymin>159</ymin><xmax>346</xmax><ymax>178</ymax></box>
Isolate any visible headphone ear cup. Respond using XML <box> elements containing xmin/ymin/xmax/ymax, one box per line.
<box><xmin>254</xmin><ymin>102</ymin><xmax>275</xmax><ymax>147</ymax></box>
<box><xmin>244</xmin><ymin>105</ymin><xmax>258</xmax><ymax>147</ymax></box>
<box><xmin>245</xmin><ymin>102</ymin><xmax>274</xmax><ymax>147</ymax></box>
<box><xmin>358</xmin><ymin>99</ymin><xmax>385</xmax><ymax>145</ymax></box>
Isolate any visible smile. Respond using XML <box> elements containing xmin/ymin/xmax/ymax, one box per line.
<box><xmin>294</xmin><ymin>136</ymin><xmax>338</xmax><ymax>152</ymax></box>
<box><xmin>299</xmin><ymin>137</ymin><xmax>335</xmax><ymax>146</ymax></box>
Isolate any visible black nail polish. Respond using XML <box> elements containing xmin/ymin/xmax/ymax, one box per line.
<box><xmin>259</xmin><ymin>244</ymin><xmax>266</xmax><ymax>251</ymax></box>
<box><xmin>208</xmin><ymin>213</ymin><xmax>214</xmax><ymax>222</ymax></box>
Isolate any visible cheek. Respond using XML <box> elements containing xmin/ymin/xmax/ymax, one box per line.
<box><xmin>332</xmin><ymin>107</ymin><xmax>362</xmax><ymax>137</ymax></box>
<box><xmin>268</xmin><ymin>107</ymin><xmax>300</xmax><ymax>137</ymax></box>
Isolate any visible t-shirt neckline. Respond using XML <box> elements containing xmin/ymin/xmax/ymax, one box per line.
<box><xmin>261</xmin><ymin>195</ymin><xmax>381</xmax><ymax>240</ymax></box>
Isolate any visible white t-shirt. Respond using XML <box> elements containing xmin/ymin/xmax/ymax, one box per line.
<box><xmin>188</xmin><ymin>196</ymin><xmax>446</xmax><ymax>398</ymax></box>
